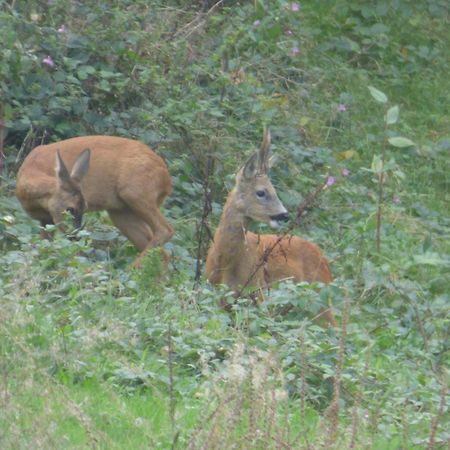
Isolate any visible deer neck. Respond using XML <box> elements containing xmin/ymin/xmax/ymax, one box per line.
<box><xmin>214</xmin><ymin>188</ymin><xmax>249</xmax><ymax>244</ymax></box>
<box><xmin>211</xmin><ymin>189</ymin><xmax>259</xmax><ymax>286</ymax></box>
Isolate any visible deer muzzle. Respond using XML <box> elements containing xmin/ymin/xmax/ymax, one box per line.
<box><xmin>269</xmin><ymin>212</ymin><xmax>289</xmax><ymax>228</ymax></box>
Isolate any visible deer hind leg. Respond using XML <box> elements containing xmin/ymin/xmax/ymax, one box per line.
<box><xmin>108</xmin><ymin>209</ymin><xmax>170</xmax><ymax>268</ymax></box>
<box><xmin>131</xmin><ymin>206</ymin><xmax>173</xmax><ymax>268</ymax></box>
<box><xmin>140</xmin><ymin>207</ymin><xmax>174</xmax><ymax>247</ymax></box>
<box><xmin>118</xmin><ymin>185</ymin><xmax>174</xmax><ymax>247</ymax></box>
<box><xmin>108</xmin><ymin>209</ymin><xmax>153</xmax><ymax>252</ymax></box>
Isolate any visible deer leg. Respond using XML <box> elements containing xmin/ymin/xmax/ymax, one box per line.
<box><xmin>108</xmin><ymin>209</ymin><xmax>169</xmax><ymax>268</ymax></box>
<box><xmin>116</xmin><ymin>180</ymin><xmax>174</xmax><ymax>268</ymax></box>
<box><xmin>108</xmin><ymin>209</ymin><xmax>153</xmax><ymax>252</ymax></box>
<box><xmin>118</xmin><ymin>194</ymin><xmax>174</xmax><ymax>248</ymax></box>
<box><xmin>139</xmin><ymin>207</ymin><xmax>174</xmax><ymax>247</ymax></box>
<box><xmin>130</xmin><ymin>206</ymin><xmax>173</xmax><ymax>268</ymax></box>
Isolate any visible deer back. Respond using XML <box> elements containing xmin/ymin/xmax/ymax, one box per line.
<box><xmin>17</xmin><ymin>136</ymin><xmax>171</xmax><ymax>214</ymax></box>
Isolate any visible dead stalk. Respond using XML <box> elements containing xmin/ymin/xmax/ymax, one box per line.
<box><xmin>322</xmin><ymin>294</ymin><xmax>349</xmax><ymax>448</ymax></box>
<box><xmin>349</xmin><ymin>347</ymin><xmax>371</xmax><ymax>449</ymax></box>
<box><xmin>426</xmin><ymin>370</ymin><xmax>447</xmax><ymax>450</ymax></box>
<box><xmin>376</xmin><ymin>108</ymin><xmax>389</xmax><ymax>252</ymax></box>
<box><xmin>167</xmin><ymin>321</ymin><xmax>178</xmax><ymax>449</ymax></box>
<box><xmin>194</xmin><ymin>156</ymin><xmax>214</xmax><ymax>284</ymax></box>
<box><xmin>0</xmin><ymin>104</ymin><xmax>4</xmax><ymax>181</ymax></box>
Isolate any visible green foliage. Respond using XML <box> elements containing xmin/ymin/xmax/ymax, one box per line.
<box><xmin>1</xmin><ymin>0</ymin><xmax>449</xmax><ymax>448</ymax></box>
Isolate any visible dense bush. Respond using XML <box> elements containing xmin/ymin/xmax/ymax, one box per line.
<box><xmin>0</xmin><ymin>1</ymin><xmax>448</xmax><ymax>448</ymax></box>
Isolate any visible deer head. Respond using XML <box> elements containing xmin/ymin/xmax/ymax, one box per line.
<box><xmin>48</xmin><ymin>149</ymin><xmax>91</xmax><ymax>229</ymax></box>
<box><xmin>235</xmin><ymin>128</ymin><xmax>289</xmax><ymax>227</ymax></box>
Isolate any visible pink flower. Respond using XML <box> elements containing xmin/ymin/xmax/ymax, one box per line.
<box><xmin>286</xmin><ymin>29</ymin><xmax>293</xmax><ymax>35</ymax></box>
<box><xmin>57</xmin><ymin>24</ymin><xmax>66</xmax><ymax>33</ymax></box>
<box><xmin>342</xmin><ymin>168</ymin><xmax>350</xmax><ymax>177</ymax></box>
<box><xmin>326</xmin><ymin>176</ymin><xmax>335</xmax><ymax>186</ymax></box>
<box><xmin>291</xmin><ymin>3</ymin><xmax>300</xmax><ymax>12</ymax></box>
<box><xmin>253</xmin><ymin>19</ymin><xmax>261</xmax><ymax>27</ymax></box>
<box><xmin>291</xmin><ymin>46</ymin><xmax>300</xmax><ymax>56</ymax></box>
<box><xmin>338</xmin><ymin>103</ymin><xmax>347</xmax><ymax>112</ymax></box>
<box><xmin>42</xmin><ymin>56</ymin><xmax>55</xmax><ymax>67</ymax></box>
<box><xmin>392</xmin><ymin>196</ymin><xmax>401</xmax><ymax>204</ymax></box>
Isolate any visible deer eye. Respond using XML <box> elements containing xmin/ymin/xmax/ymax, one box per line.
<box><xmin>66</xmin><ymin>207</ymin><xmax>76</xmax><ymax>216</ymax></box>
<box><xmin>256</xmin><ymin>190</ymin><xmax>266</xmax><ymax>199</ymax></box>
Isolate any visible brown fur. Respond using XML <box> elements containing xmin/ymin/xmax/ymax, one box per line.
<box><xmin>205</xmin><ymin>130</ymin><xmax>335</xmax><ymax>326</ymax></box>
<box><xmin>16</xmin><ymin>136</ymin><xmax>174</xmax><ymax>266</ymax></box>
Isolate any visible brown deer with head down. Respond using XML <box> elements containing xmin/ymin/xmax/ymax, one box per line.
<box><xmin>205</xmin><ymin>129</ymin><xmax>335</xmax><ymax>326</ymax></box>
<box><xmin>16</xmin><ymin>136</ymin><xmax>174</xmax><ymax>266</ymax></box>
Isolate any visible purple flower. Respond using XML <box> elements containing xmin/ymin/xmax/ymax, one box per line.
<box><xmin>286</xmin><ymin>29</ymin><xmax>293</xmax><ymax>35</ymax></box>
<box><xmin>291</xmin><ymin>3</ymin><xmax>300</xmax><ymax>12</ymax></box>
<box><xmin>57</xmin><ymin>24</ymin><xmax>66</xmax><ymax>33</ymax></box>
<box><xmin>326</xmin><ymin>176</ymin><xmax>335</xmax><ymax>186</ymax></box>
<box><xmin>42</xmin><ymin>56</ymin><xmax>55</xmax><ymax>67</ymax></box>
<box><xmin>291</xmin><ymin>46</ymin><xmax>300</xmax><ymax>56</ymax></box>
<box><xmin>253</xmin><ymin>19</ymin><xmax>261</xmax><ymax>27</ymax></box>
<box><xmin>338</xmin><ymin>103</ymin><xmax>347</xmax><ymax>112</ymax></box>
<box><xmin>342</xmin><ymin>168</ymin><xmax>350</xmax><ymax>177</ymax></box>
<box><xmin>392</xmin><ymin>195</ymin><xmax>401</xmax><ymax>204</ymax></box>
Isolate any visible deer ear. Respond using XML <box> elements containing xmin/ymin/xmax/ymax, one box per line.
<box><xmin>55</xmin><ymin>150</ymin><xmax>72</xmax><ymax>186</ymax></box>
<box><xmin>258</xmin><ymin>127</ymin><xmax>271</xmax><ymax>173</ymax></box>
<box><xmin>243</xmin><ymin>153</ymin><xmax>258</xmax><ymax>179</ymax></box>
<box><xmin>71</xmin><ymin>149</ymin><xmax>90</xmax><ymax>183</ymax></box>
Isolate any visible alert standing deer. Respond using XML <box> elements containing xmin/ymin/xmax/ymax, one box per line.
<box><xmin>205</xmin><ymin>129</ymin><xmax>335</xmax><ymax>326</ymax></box>
<box><xmin>16</xmin><ymin>136</ymin><xmax>174</xmax><ymax>266</ymax></box>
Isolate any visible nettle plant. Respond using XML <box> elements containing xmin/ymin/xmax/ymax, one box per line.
<box><xmin>367</xmin><ymin>85</ymin><xmax>415</xmax><ymax>252</ymax></box>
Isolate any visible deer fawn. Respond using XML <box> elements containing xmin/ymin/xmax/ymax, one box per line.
<box><xmin>16</xmin><ymin>136</ymin><xmax>174</xmax><ymax>266</ymax></box>
<box><xmin>205</xmin><ymin>129</ymin><xmax>335</xmax><ymax>326</ymax></box>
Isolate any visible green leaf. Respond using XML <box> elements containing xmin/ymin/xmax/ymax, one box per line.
<box><xmin>386</xmin><ymin>105</ymin><xmax>399</xmax><ymax>125</ymax></box>
<box><xmin>265</xmin><ymin>23</ymin><xmax>282</xmax><ymax>40</ymax></box>
<box><xmin>371</xmin><ymin>154</ymin><xmax>383</xmax><ymax>173</ymax></box>
<box><xmin>77</xmin><ymin>65</ymin><xmax>96</xmax><ymax>80</ymax></box>
<box><xmin>388</xmin><ymin>137</ymin><xmax>415</xmax><ymax>148</ymax></box>
<box><xmin>412</xmin><ymin>253</ymin><xmax>450</xmax><ymax>267</ymax></box>
<box><xmin>368</xmin><ymin>85</ymin><xmax>388</xmax><ymax>103</ymax></box>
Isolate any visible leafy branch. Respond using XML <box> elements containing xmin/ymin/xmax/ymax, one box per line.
<box><xmin>368</xmin><ymin>86</ymin><xmax>415</xmax><ymax>252</ymax></box>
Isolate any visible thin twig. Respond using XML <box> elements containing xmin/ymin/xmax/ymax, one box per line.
<box><xmin>376</xmin><ymin>107</ymin><xmax>389</xmax><ymax>252</ymax></box>
<box><xmin>0</xmin><ymin>104</ymin><xmax>4</xmax><ymax>182</ymax></box>
<box><xmin>174</xmin><ymin>0</ymin><xmax>224</xmax><ymax>39</ymax></box>
<box><xmin>194</xmin><ymin>156</ymin><xmax>214</xmax><ymax>284</ymax></box>
<box><xmin>322</xmin><ymin>293</ymin><xmax>349</xmax><ymax>448</ymax></box>
<box><xmin>349</xmin><ymin>347</ymin><xmax>371</xmax><ymax>449</ymax></box>
<box><xmin>426</xmin><ymin>370</ymin><xmax>447</xmax><ymax>450</ymax></box>
<box><xmin>14</xmin><ymin>127</ymin><xmax>35</xmax><ymax>167</ymax></box>
<box><xmin>167</xmin><ymin>320</ymin><xmax>178</xmax><ymax>449</ymax></box>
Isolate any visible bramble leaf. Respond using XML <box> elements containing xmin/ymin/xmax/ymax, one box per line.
<box><xmin>368</xmin><ymin>85</ymin><xmax>388</xmax><ymax>103</ymax></box>
<box><xmin>388</xmin><ymin>137</ymin><xmax>415</xmax><ymax>148</ymax></box>
<box><xmin>386</xmin><ymin>105</ymin><xmax>399</xmax><ymax>124</ymax></box>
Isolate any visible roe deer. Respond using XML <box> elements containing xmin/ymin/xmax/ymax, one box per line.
<box><xmin>205</xmin><ymin>129</ymin><xmax>335</xmax><ymax>326</ymax></box>
<box><xmin>16</xmin><ymin>136</ymin><xmax>174</xmax><ymax>266</ymax></box>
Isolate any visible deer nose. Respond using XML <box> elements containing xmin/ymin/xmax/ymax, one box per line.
<box><xmin>270</xmin><ymin>212</ymin><xmax>289</xmax><ymax>222</ymax></box>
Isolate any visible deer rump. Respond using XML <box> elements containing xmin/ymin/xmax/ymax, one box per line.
<box><xmin>252</xmin><ymin>233</ymin><xmax>333</xmax><ymax>285</ymax></box>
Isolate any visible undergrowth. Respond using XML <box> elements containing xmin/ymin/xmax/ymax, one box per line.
<box><xmin>1</xmin><ymin>0</ymin><xmax>449</xmax><ymax>448</ymax></box>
